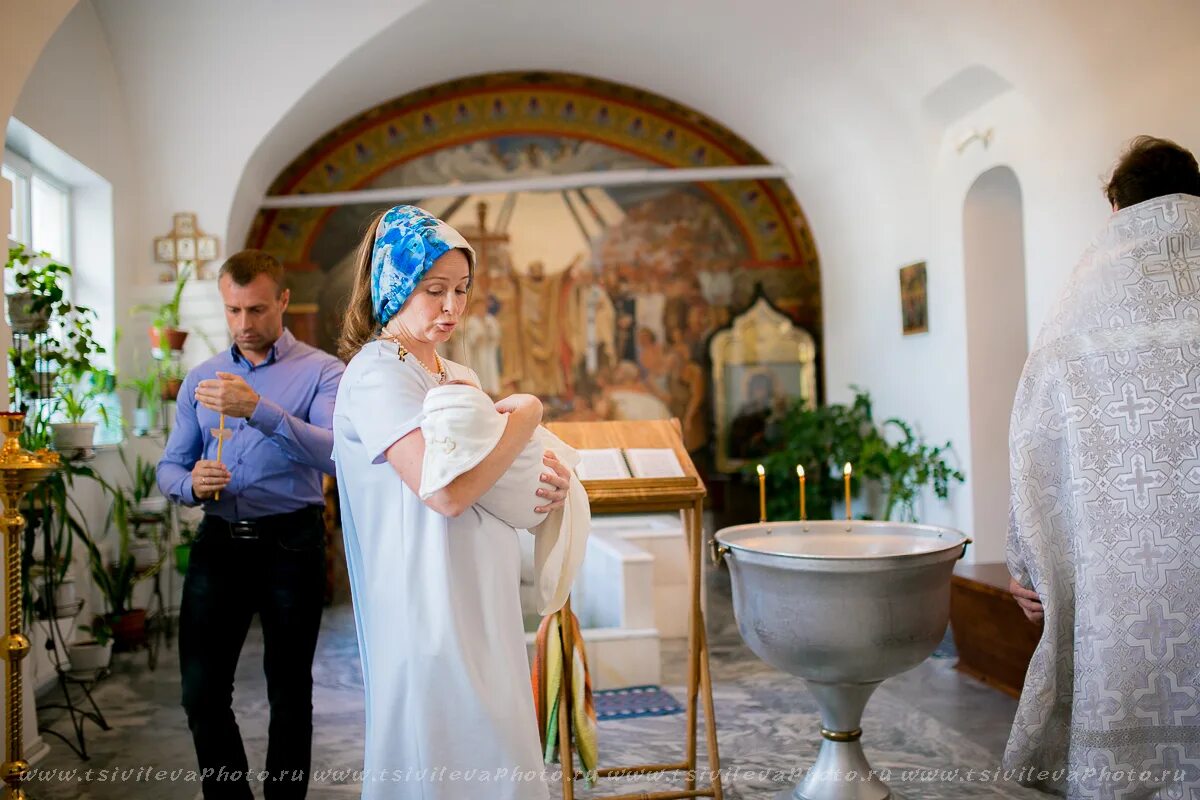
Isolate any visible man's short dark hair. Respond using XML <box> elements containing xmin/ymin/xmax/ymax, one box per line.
<box><xmin>1104</xmin><ymin>136</ymin><xmax>1200</xmax><ymax>210</ymax></box>
<box><xmin>219</xmin><ymin>249</ymin><xmax>286</xmax><ymax>295</ymax></box>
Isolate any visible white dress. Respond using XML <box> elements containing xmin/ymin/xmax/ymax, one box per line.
<box><xmin>333</xmin><ymin>340</ymin><xmax>549</xmax><ymax>800</ymax></box>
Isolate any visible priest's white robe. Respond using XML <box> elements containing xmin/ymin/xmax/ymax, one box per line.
<box><xmin>1006</xmin><ymin>193</ymin><xmax>1200</xmax><ymax>798</ymax></box>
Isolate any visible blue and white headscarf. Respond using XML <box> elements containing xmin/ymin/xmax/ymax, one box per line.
<box><xmin>370</xmin><ymin>205</ymin><xmax>476</xmax><ymax>326</ymax></box>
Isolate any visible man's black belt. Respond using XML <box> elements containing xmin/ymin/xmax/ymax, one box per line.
<box><xmin>204</xmin><ymin>506</ymin><xmax>323</xmax><ymax>540</ymax></box>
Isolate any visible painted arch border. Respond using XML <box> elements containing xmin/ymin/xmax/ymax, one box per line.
<box><xmin>246</xmin><ymin>70</ymin><xmax>820</xmax><ymax>284</ymax></box>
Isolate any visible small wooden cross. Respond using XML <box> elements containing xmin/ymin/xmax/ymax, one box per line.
<box><xmin>209</xmin><ymin>414</ymin><xmax>234</xmax><ymax>500</ymax></box>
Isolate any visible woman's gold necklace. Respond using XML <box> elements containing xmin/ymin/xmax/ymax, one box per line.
<box><xmin>378</xmin><ymin>332</ymin><xmax>446</xmax><ymax>384</ymax></box>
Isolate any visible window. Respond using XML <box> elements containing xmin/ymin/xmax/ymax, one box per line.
<box><xmin>4</xmin><ymin>148</ymin><xmax>71</xmax><ymax>262</ymax></box>
<box><xmin>5</xmin><ymin>147</ymin><xmax>120</xmax><ymax>446</ymax></box>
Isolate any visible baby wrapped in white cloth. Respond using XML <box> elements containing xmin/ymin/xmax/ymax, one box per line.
<box><xmin>417</xmin><ymin>380</ymin><xmax>590</xmax><ymax>615</ymax></box>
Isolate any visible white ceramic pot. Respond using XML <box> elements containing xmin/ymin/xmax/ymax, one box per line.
<box><xmin>135</xmin><ymin>496</ymin><xmax>169</xmax><ymax>516</ymax></box>
<box><xmin>6</xmin><ymin>291</ymin><xmax>50</xmax><ymax>334</ymax></box>
<box><xmin>129</xmin><ymin>540</ymin><xmax>158</xmax><ymax>571</ymax></box>
<box><xmin>133</xmin><ymin>407</ymin><xmax>156</xmax><ymax>435</ymax></box>
<box><xmin>51</xmin><ymin>577</ymin><xmax>77</xmax><ymax>609</ymax></box>
<box><xmin>66</xmin><ymin>640</ymin><xmax>113</xmax><ymax>672</ymax></box>
<box><xmin>51</xmin><ymin>422</ymin><xmax>97</xmax><ymax>452</ymax></box>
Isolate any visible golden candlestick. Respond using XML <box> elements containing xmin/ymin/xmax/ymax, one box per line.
<box><xmin>756</xmin><ymin>464</ymin><xmax>766</xmax><ymax>523</ymax></box>
<box><xmin>0</xmin><ymin>412</ymin><xmax>60</xmax><ymax>799</ymax></box>
<box><xmin>796</xmin><ymin>465</ymin><xmax>806</xmax><ymax>521</ymax></box>
<box><xmin>843</xmin><ymin>462</ymin><xmax>853</xmax><ymax>521</ymax></box>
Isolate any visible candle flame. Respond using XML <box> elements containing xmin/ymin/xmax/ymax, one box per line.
<box><xmin>756</xmin><ymin>463</ymin><xmax>765</xmax><ymax>477</ymax></box>
<box><xmin>843</xmin><ymin>462</ymin><xmax>852</xmax><ymax>476</ymax></box>
<box><xmin>796</xmin><ymin>465</ymin><xmax>805</xmax><ymax>478</ymax></box>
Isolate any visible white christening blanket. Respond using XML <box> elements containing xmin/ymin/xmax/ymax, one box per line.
<box><xmin>419</xmin><ymin>382</ymin><xmax>590</xmax><ymax>616</ymax></box>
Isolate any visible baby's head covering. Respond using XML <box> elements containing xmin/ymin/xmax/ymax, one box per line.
<box><xmin>370</xmin><ymin>205</ymin><xmax>477</xmax><ymax>326</ymax></box>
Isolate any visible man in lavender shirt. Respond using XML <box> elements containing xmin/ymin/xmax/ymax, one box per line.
<box><xmin>157</xmin><ymin>249</ymin><xmax>343</xmax><ymax>799</ymax></box>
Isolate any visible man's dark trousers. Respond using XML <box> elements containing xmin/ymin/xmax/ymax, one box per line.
<box><xmin>179</xmin><ymin>506</ymin><xmax>326</xmax><ymax>799</ymax></box>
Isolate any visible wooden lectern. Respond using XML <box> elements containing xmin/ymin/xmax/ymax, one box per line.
<box><xmin>544</xmin><ymin>418</ymin><xmax>723</xmax><ymax>800</ymax></box>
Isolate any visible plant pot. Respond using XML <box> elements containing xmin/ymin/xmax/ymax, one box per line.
<box><xmin>50</xmin><ymin>577</ymin><xmax>77</xmax><ymax>609</ymax></box>
<box><xmin>129</xmin><ymin>540</ymin><xmax>158</xmax><ymax>571</ymax></box>
<box><xmin>134</xmin><ymin>496</ymin><xmax>168</xmax><ymax>516</ymax></box>
<box><xmin>175</xmin><ymin>543</ymin><xmax>192</xmax><ymax>575</ymax></box>
<box><xmin>67</xmin><ymin>640</ymin><xmax>113</xmax><ymax>672</ymax></box>
<box><xmin>6</xmin><ymin>291</ymin><xmax>50</xmax><ymax>334</ymax></box>
<box><xmin>108</xmin><ymin>609</ymin><xmax>146</xmax><ymax>651</ymax></box>
<box><xmin>133</xmin><ymin>407</ymin><xmax>156</xmax><ymax>435</ymax></box>
<box><xmin>149</xmin><ymin>326</ymin><xmax>188</xmax><ymax>352</ymax></box>
<box><xmin>161</xmin><ymin>378</ymin><xmax>183</xmax><ymax>402</ymax></box>
<box><xmin>51</xmin><ymin>422</ymin><xmax>97</xmax><ymax>452</ymax></box>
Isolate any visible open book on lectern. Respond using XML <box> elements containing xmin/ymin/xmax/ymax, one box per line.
<box><xmin>575</xmin><ymin>447</ymin><xmax>686</xmax><ymax>480</ymax></box>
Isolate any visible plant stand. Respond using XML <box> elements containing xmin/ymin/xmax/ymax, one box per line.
<box><xmin>36</xmin><ymin>663</ymin><xmax>112</xmax><ymax>761</ymax></box>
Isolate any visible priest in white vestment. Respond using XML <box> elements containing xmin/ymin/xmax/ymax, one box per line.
<box><xmin>1006</xmin><ymin>137</ymin><xmax>1200</xmax><ymax>798</ymax></box>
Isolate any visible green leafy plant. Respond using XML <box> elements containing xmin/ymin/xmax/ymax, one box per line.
<box><xmin>6</xmin><ymin>245</ymin><xmax>110</xmax><ymax>448</ymax></box>
<box><xmin>136</xmin><ymin>263</ymin><xmax>191</xmax><ymax>331</ymax></box>
<box><xmin>124</xmin><ymin>368</ymin><xmax>161</xmax><ymax>412</ymax></box>
<box><xmin>56</xmin><ymin>378</ymin><xmax>110</xmax><ymax>425</ymax></box>
<box><xmin>5</xmin><ymin>243</ymin><xmax>70</xmax><ymax>320</ymax></box>
<box><xmin>119</xmin><ymin>448</ymin><xmax>159</xmax><ymax>508</ymax></box>
<box><xmin>75</xmin><ymin>487</ymin><xmax>141</xmax><ymax>617</ymax></box>
<box><xmin>750</xmin><ymin>388</ymin><xmax>965</xmax><ymax>522</ymax></box>
<box><xmin>78</xmin><ymin>616</ymin><xmax>114</xmax><ymax>647</ymax></box>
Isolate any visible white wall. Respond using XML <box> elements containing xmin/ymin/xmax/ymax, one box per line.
<box><xmin>6</xmin><ymin>0</ymin><xmax>1200</xmax><ymax>566</ymax></box>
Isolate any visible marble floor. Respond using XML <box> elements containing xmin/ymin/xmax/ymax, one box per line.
<box><xmin>29</xmin><ymin>566</ymin><xmax>1044</xmax><ymax>799</ymax></box>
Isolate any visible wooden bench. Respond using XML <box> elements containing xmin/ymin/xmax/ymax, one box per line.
<box><xmin>949</xmin><ymin>562</ymin><xmax>1042</xmax><ymax>698</ymax></box>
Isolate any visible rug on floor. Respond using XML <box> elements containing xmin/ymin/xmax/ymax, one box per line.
<box><xmin>593</xmin><ymin>685</ymin><xmax>684</xmax><ymax>720</ymax></box>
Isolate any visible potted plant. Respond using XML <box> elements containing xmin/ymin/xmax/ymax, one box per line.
<box><xmin>75</xmin><ymin>489</ymin><xmax>147</xmax><ymax>651</ymax></box>
<box><xmin>51</xmin><ymin>380</ymin><xmax>108</xmax><ymax>453</ymax></box>
<box><xmin>160</xmin><ymin>359</ymin><xmax>186</xmax><ymax>401</ymax></box>
<box><xmin>69</xmin><ymin>616</ymin><xmax>114</xmax><ymax>672</ymax></box>
<box><xmin>125</xmin><ymin>369</ymin><xmax>161</xmax><ymax>435</ymax></box>
<box><xmin>138</xmin><ymin>263</ymin><xmax>191</xmax><ymax>353</ymax></box>
<box><xmin>752</xmin><ymin>388</ymin><xmax>965</xmax><ymax>523</ymax></box>
<box><xmin>175</xmin><ymin>521</ymin><xmax>198</xmax><ymax>575</ymax></box>
<box><xmin>121</xmin><ymin>448</ymin><xmax>167</xmax><ymax>517</ymax></box>
<box><xmin>5</xmin><ymin>244</ymin><xmax>70</xmax><ymax>334</ymax></box>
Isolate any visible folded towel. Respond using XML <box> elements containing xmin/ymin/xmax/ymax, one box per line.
<box><xmin>419</xmin><ymin>383</ymin><xmax>590</xmax><ymax>614</ymax></box>
<box><xmin>532</xmin><ymin>610</ymin><xmax>598</xmax><ymax>784</ymax></box>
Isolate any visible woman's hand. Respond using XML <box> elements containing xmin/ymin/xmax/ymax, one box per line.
<box><xmin>1009</xmin><ymin>577</ymin><xmax>1044</xmax><ymax>624</ymax></box>
<box><xmin>535</xmin><ymin>450</ymin><xmax>571</xmax><ymax>513</ymax></box>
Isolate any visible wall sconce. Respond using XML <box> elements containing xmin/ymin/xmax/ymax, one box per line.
<box><xmin>955</xmin><ymin>128</ymin><xmax>994</xmax><ymax>154</ymax></box>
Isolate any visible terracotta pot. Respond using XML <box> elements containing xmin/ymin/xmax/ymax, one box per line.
<box><xmin>161</xmin><ymin>378</ymin><xmax>183</xmax><ymax>401</ymax></box>
<box><xmin>108</xmin><ymin>609</ymin><xmax>146</xmax><ymax>652</ymax></box>
<box><xmin>149</xmin><ymin>326</ymin><xmax>189</xmax><ymax>352</ymax></box>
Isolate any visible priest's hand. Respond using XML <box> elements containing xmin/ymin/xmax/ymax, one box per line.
<box><xmin>535</xmin><ymin>450</ymin><xmax>570</xmax><ymax>513</ymax></box>
<box><xmin>1009</xmin><ymin>577</ymin><xmax>1044</xmax><ymax>624</ymax></box>
<box><xmin>196</xmin><ymin>372</ymin><xmax>261</xmax><ymax>419</ymax></box>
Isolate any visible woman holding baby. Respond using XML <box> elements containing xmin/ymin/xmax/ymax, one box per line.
<box><xmin>332</xmin><ymin>206</ymin><xmax>572</xmax><ymax>799</ymax></box>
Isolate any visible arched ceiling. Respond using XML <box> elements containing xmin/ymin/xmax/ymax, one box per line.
<box><xmin>74</xmin><ymin>0</ymin><xmax>1200</xmax><ymax>265</ymax></box>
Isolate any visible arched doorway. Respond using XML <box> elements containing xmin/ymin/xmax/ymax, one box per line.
<box><xmin>963</xmin><ymin>165</ymin><xmax>1027</xmax><ymax>561</ymax></box>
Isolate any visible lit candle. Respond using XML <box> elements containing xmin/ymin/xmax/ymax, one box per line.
<box><xmin>843</xmin><ymin>462</ymin><xmax>853</xmax><ymax>521</ymax></box>
<box><xmin>796</xmin><ymin>465</ymin><xmax>806</xmax><ymax>521</ymax></box>
<box><xmin>757</xmin><ymin>464</ymin><xmax>767</xmax><ymax>523</ymax></box>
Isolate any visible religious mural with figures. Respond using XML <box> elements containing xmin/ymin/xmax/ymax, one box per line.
<box><xmin>246</xmin><ymin>71</ymin><xmax>822</xmax><ymax>469</ymax></box>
